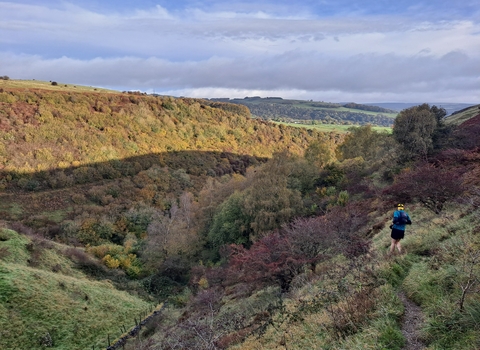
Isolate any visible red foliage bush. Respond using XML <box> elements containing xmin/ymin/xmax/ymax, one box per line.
<box><xmin>227</xmin><ymin>233</ymin><xmax>310</xmax><ymax>292</ymax></box>
<box><xmin>454</xmin><ymin>114</ymin><xmax>480</xmax><ymax>150</ymax></box>
<box><xmin>384</xmin><ymin>163</ymin><xmax>464</xmax><ymax>213</ymax></box>
<box><xmin>226</xmin><ymin>203</ymin><xmax>371</xmax><ymax>291</ymax></box>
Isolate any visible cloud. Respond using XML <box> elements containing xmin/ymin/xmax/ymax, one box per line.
<box><xmin>2</xmin><ymin>49</ymin><xmax>479</xmax><ymax>102</ymax></box>
<box><xmin>1</xmin><ymin>1</ymin><xmax>479</xmax><ymax>103</ymax></box>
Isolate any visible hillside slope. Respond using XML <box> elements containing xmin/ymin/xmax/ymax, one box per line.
<box><xmin>2</xmin><ymin>80</ymin><xmax>478</xmax><ymax>350</ymax></box>
<box><xmin>211</xmin><ymin>96</ymin><xmax>397</xmax><ymax>126</ymax></box>
<box><xmin>0</xmin><ymin>228</ymin><xmax>153</xmax><ymax>350</ymax></box>
<box><xmin>125</xmin><ymin>105</ymin><xmax>480</xmax><ymax>350</ymax></box>
<box><xmin>0</xmin><ymin>82</ymin><xmax>331</xmax><ymax>182</ymax></box>
<box><xmin>445</xmin><ymin>103</ymin><xmax>480</xmax><ymax>125</ymax></box>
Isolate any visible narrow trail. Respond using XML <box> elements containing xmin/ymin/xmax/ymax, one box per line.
<box><xmin>397</xmin><ymin>292</ymin><xmax>426</xmax><ymax>350</ymax></box>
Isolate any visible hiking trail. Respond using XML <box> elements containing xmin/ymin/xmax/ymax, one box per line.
<box><xmin>398</xmin><ymin>291</ymin><xmax>426</xmax><ymax>350</ymax></box>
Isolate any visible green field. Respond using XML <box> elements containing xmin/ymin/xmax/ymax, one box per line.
<box><xmin>289</xmin><ymin>103</ymin><xmax>398</xmax><ymax>118</ymax></box>
<box><xmin>273</xmin><ymin>120</ymin><xmax>392</xmax><ymax>133</ymax></box>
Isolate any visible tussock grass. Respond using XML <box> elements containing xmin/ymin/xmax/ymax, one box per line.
<box><xmin>0</xmin><ymin>229</ymin><xmax>152</xmax><ymax>350</ymax></box>
<box><xmin>398</xmin><ymin>205</ymin><xmax>480</xmax><ymax>349</ymax></box>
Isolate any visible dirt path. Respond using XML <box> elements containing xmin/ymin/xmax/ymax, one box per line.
<box><xmin>398</xmin><ymin>292</ymin><xmax>426</xmax><ymax>350</ymax></box>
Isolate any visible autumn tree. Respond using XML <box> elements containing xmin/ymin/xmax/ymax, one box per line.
<box><xmin>141</xmin><ymin>192</ymin><xmax>198</xmax><ymax>271</ymax></box>
<box><xmin>196</xmin><ymin>175</ymin><xmax>248</xmax><ymax>238</ymax></box>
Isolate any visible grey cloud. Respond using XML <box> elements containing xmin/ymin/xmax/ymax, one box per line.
<box><xmin>1</xmin><ymin>2</ymin><xmax>479</xmax><ymax>103</ymax></box>
<box><xmin>2</xmin><ymin>51</ymin><xmax>479</xmax><ymax>94</ymax></box>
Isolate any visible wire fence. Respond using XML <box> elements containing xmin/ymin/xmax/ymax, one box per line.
<box><xmin>91</xmin><ymin>302</ymin><xmax>166</xmax><ymax>350</ymax></box>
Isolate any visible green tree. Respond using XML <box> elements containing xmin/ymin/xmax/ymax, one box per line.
<box><xmin>207</xmin><ymin>191</ymin><xmax>251</xmax><ymax>249</ymax></box>
<box><xmin>392</xmin><ymin>104</ymin><xmax>438</xmax><ymax>160</ymax></box>
<box><xmin>305</xmin><ymin>140</ymin><xmax>335</xmax><ymax>169</ymax></box>
<box><xmin>337</xmin><ymin>125</ymin><xmax>392</xmax><ymax>162</ymax></box>
<box><xmin>242</xmin><ymin>152</ymin><xmax>303</xmax><ymax>239</ymax></box>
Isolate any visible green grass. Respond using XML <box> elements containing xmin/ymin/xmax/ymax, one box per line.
<box><xmin>0</xmin><ymin>229</ymin><xmax>153</xmax><ymax>350</ymax></box>
<box><xmin>390</xmin><ymin>205</ymin><xmax>480</xmax><ymax>349</ymax></box>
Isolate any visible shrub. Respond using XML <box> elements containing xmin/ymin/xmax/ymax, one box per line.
<box><xmin>159</xmin><ymin>255</ymin><xmax>191</xmax><ymax>284</ymax></box>
<box><xmin>143</xmin><ymin>274</ymin><xmax>181</xmax><ymax>299</ymax></box>
<box><xmin>64</xmin><ymin>247</ymin><xmax>108</xmax><ymax>277</ymax></box>
<box><xmin>18</xmin><ymin>178</ymin><xmax>41</xmax><ymax>191</ymax></box>
<box><xmin>384</xmin><ymin>164</ymin><xmax>464</xmax><ymax>213</ymax></box>
<box><xmin>102</xmin><ymin>254</ymin><xmax>120</xmax><ymax>268</ymax></box>
<box><xmin>227</xmin><ymin>233</ymin><xmax>317</xmax><ymax>292</ymax></box>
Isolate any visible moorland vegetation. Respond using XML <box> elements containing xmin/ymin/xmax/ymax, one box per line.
<box><xmin>0</xmin><ymin>79</ymin><xmax>479</xmax><ymax>349</ymax></box>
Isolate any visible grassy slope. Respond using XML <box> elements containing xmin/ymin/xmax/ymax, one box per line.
<box><xmin>0</xmin><ymin>79</ymin><xmax>117</xmax><ymax>93</ymax></box>
<box><xmin>0</xmin><ymin>228</ymin><xmax>153</xmax><ymax>350</ymax></box>
<box><xmin>445</xmin><ymin>104</ymin><xmax>480</xmax><ymax>125</ymax></box>
<box><xmin>226</xmin><ymin>204</ymin><xmax>480</xmax><ymax>350</ymax></box>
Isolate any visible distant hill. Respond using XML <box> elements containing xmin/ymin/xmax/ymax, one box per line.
<box><xmin>364</xmin><ymin>102</ymin><xmax>476</xmax><ymax>115</ymax></box>
<box><xmin>210</xmin><ymin>97</ymin><xmax>398</xmax><ymax>127</ymax></box>
<box><xmin>0</xmin><ymin>81</ymin><xmax>326</xmax><ymax>182</ymax></box>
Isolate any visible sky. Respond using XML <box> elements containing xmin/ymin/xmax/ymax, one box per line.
<box><xmin>1</xmin><ymin>0</ymin><xmax>479</xmax><ymax>103</ymax></box>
